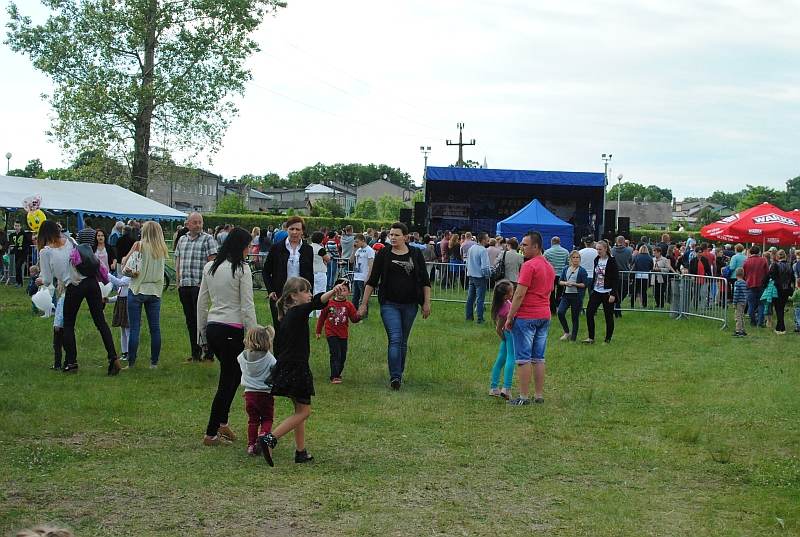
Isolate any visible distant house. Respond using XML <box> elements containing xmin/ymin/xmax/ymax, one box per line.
<box><xmin>147</xmin><ymin>165</ymin><xmax>220</xmax><ymax>213</ymax></box>
<box><xmin>672</xmin><ymin>199</ymin><xmax>733</xmax><ymax>224</ymax></box>
<box><xmin>357</xmin><ymin>179</ymin><xmax>417</xmax><ymax>203</ymax></box>
<box><xmin>246</xmin><ymin>186</ymin><xmax>311</xmax><ymax>214</ymax></box>
<box><xmin>616</xmin><ymin>201</ymin><xmax>673</xmax><ymax>230</ymax></box>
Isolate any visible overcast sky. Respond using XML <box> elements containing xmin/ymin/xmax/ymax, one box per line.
<box><xmin>1</xmin><ymin>0</ymin><xmax>798</xmax><ymax>199</ymax></box>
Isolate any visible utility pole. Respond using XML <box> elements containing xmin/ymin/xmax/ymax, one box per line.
<box><xmin>446</xmin><ymin>123</ymin><xmax>475</xmax><ymax>167</ymax></box>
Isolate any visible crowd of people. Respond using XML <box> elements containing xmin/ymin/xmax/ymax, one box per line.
<box><xmin>13</xmin><ymin>213</ymin><xmax>800</xmax><ymax>466</ymax></box>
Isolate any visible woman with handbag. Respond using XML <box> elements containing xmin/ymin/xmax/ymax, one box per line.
<box><xmin>122</xmin><ymin>221</ymin><xmax>167</xmax><ymax>368</ymax></box>
<box><xmin>36</xmin><ymin>220</ymin><xmax>121</xmax><ymax>375</ymax></box>
<box><xmin>357</xmin><ymin>222</ymin><xmax>431</xmax><ymax>390</ymax></box>
<box><xmin>261</xmin><ymin>216</ymin><xmax>314</xmax><ymax>330</ymax></box>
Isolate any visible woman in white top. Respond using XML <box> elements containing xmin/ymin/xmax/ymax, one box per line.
<box><xmin>36</xmin><ymin>220</ymin><xmax>120</xmax><ymax>375</ymax></box>
<box><xmin>122</xmin><ymin>221</ymin><xmax>167</xmax><ymax>368</ymax></box>
<box><xmin>197</xmin><ymin>227</ymin><xmax>258</xmax><ymax>446</ymax></box>
<box><xmin>309</xmin><ymin>231</ymin><xmax>330</xmax><ymax>317</ymax></box>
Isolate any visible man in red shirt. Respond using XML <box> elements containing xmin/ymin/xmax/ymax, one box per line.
<box><xmin>743</xmin><ymin>245</ymin><xmax>769</xmax><ymax>327</ymax></box>
<box><xmin>505</xmin><ymin>231</ymin><xmax>555</xmax><ymax>405</ymax></box>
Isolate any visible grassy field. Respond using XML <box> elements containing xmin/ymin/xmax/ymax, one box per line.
<box><xmin>0</xmin><ymin>285</ymin><xmax>798</xmax><ymax>536</ymax></box>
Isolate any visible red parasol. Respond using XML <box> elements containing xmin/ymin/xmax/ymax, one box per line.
<box><xmin>700</xmin><ymin>202</ymin><xmax>800</xmax><ymax>246</ymax></box>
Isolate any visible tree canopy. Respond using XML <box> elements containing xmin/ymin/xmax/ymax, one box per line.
<box><xmin>6</xmin><ymin>0</ymin><xmax>284</xmax><ymax>195</ymax></box>
<box><xmin>606</xmin><ymin>182</ymin><xmax>672</xmax><ymax>203</ymax></box>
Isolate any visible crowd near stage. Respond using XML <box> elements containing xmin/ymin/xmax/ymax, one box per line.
<box><xmin>423</xmin><ymin>166</ymin><xmax>607</xmax><ymax>246</ymax></box>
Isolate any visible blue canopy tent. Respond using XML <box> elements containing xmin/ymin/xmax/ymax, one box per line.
<box><xmin>496</xmin><ymin>198</ymin><xmax>574</xmax><ymax>250</ymax></box>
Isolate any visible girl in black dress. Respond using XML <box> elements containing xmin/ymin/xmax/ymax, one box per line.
<box><xmin>260</xmin><ymin>277</ymin><xmax>348</xmax><ymax>466</ymax></box>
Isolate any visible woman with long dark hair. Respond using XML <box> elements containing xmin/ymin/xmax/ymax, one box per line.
<box><xmin>36</xmin><ymin>220</ymin><xmax>120</xmax><ymax>375</ymax></box>
<box><xmin>197</xmin><ymin>227</ymin><xmax>258</xmax><ymax>446</ymax></box>
<box><xmin>262</xmin><ymin>216</ymin><xmax>314</xmax><ymax>329</ymax></box>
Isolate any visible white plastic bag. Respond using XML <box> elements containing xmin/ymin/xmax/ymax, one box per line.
<box><xmin>99</xmin><ymin>281</ymin><xmax>113</xmax><ymax>299</ymax></box>
<box><xmin>32</xmin><ymin>287</ymin><xmax>54</xmax><ymax>317</ymax></box>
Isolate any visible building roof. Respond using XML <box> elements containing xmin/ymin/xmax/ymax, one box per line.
<box><xmin>305</xmin><ymin>183</ymin><xmax>335</xmax><ymax>194</ymax></box>
<box><xmin>248</xmin><ymin>189</ymin><xmax>273</xmax><ymax>200</ymax></box>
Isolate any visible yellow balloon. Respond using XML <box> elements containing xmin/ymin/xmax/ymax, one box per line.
<box><xmin>27</xmin><ymin>209</ymin><xmax>46</xmax><ymax>232</ymax></box>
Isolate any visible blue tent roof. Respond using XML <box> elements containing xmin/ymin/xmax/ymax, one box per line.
<box><xmin>426</xmin><ymin>166</ymin><xmax>605</xmax><ymax>187</ymax></box>
<box><xmin>496</xmin><ymin>198</ymin><xmax>574</xmax><ymax>250</ymax></box>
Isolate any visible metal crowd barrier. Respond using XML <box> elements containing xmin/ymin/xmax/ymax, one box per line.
<box><xmin>616</xmin><ymin>270</ymin><xmax>728</xmax><ymax>328</ymax></box>
<box><xmin>426</xmin><ymin>261</ymin><xmax>487</xmax><ymax>302</ymax></box>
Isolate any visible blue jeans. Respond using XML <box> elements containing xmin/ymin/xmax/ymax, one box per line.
<box><xmin>127</xmin><ymin>292</ymin><xmax>162</xmax><ymax>366</ymax></box>
<box><xmin>557</xmin><ymin>293</ymin><xmax>581</xmax><ymax>340</ymax></box>
<box><xmin>794</xmin><ymin>307</ymin><xmax>800</xmax><ymax>330</ymax></box>
<box><xmin>490</xmin><ymin>330</ymin><xmax>515</xmax><ymax>390</ymax></box>
<box><xmin>512</xmin><ymin>318</ymin><xmax>551</xmax><ymax>364</ymax></box>
<box><xmin>746</xmin><ymin>287</ymin><xmax>764</xmax><ymax>326</ymax></box>
<box><xmin>465</xmin><ymin>276</ymin><xmax>487</xmax><ymax>321</ymax></box>
<box><xmin>351</xmin><ymin>280</ymin><xmax>366</xmax><ymax>313</ymax></box>
<box><xmin>326</xmin><ymin>258</ymin><xmax>339</xmax><ymax>290</ymax></box>
<box><xmin>379</xmin><ymin>301</ymin><xmax>418</xmax><ymax>381</ymax></box>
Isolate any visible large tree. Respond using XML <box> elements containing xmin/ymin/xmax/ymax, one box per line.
<box><xmin>6</xmin><ymin>0</ymin><xmax>284</xmax><ymax>195</ymax></box>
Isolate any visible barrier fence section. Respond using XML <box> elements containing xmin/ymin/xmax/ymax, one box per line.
<box><xmin>616</xmin><ymin>270</ymin><xmax>728</xmax><ymax>328</ymax></box>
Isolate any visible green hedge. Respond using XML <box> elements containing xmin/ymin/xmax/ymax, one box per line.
<box><xmin>203</xmin><ymin>214</ymin><xmax>394</xmax><ymax>233</ymax></box>
<box><xmin>629</xmin><ymin>229</ymin><xmax>694</xmax><ymax>243</ymax></box>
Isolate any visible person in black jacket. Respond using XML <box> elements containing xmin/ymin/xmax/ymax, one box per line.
<box><xmin>357</xmin><ymin>222</ymin><xmax>431</xmax><ymax>390</ymax></box>
<box><xmin>769</xmin><ymin>250</ymin><xmax>793</xmax><ymax>334</ymax></box>
<box><xmin>583</xmin><ymin>240</ymin><xmax>619</xmax><ymax>344</ymax></box>
<box><xmin>262</xmin><ymin>216</ymin><xmax>314</xmax><ymax>329</ymax></box>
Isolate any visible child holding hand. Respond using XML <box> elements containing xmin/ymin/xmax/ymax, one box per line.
<box><xmin>259</xmin><ymin>277</ymin><xmax>348</xmax><ymax>466</ymax></box>
<box><xmin>315</xmin><ymin>278</ymin><xmax>360</xmax><ymax>384</ymax></box>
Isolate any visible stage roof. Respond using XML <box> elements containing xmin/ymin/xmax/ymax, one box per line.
<box><xmin>0</xmin><ymin>175</ymin><xmax>186</xmax><ymax>221</ymax></box>
<box><xmin>426</xmin><ymin>166</ymin><xmax>605</xmax><ymax>187</ymax></box>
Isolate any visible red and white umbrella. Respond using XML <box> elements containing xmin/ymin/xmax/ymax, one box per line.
<box><xmin>700</xmin><ymin>202</ymin><xmax>800</xmax><ymax>246</ymax></box>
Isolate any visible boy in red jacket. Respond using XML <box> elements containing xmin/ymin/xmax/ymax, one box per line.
<box><xmin>316</xmin><ymin>278</ymin><xmax>361</xmax><ymax>383</ymax></box>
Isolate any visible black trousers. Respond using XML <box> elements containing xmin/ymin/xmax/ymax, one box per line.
<box><xmin>205</xmin><ymin>323</ymin><xmax>244</xmax><ymax>437</ymax></box>
<box><xmin>654</xmin><ymin>280</ymin><xmax>667</xmax><ymax>308</ymax></box>
<box><xmin>62</xmin><ymin>276</ymin><xmax>117</xmax><ymax>366</ymax></box>
<box><xmin>549</xmin><ymin>276</ymin><xmax>564</xmax><ymax>314</ymax></box>
<box><xmin>327</xmin><ymin>336</ymin><xmax>349</xmax><ymax>379</ymax></box>
<box><xmin>14</xmin><ymin>252</ymin><xmax>25</xmax><ymax>286</ymax></box>
<box><xmin>178</xmin><ymin>286</ymin><xmax>202</xmax><ymax>358</ymax></box>
<box><xmin>774</xmin><ymin>290</ymin><xmax>791</xmax><ymax>332</ymax></box>
<box><xmin>586</xmin><ymin>291</ymin><xmax>615</xmax><ymax>342</ymax></box>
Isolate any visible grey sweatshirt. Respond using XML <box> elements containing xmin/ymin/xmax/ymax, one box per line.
<box><xmin>237</xmin><ymin>349</ymin><xmax>277</xmax><ymax>392</ymax></box>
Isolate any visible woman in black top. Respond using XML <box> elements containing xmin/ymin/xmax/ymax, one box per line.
<box><xmin>357</xmin><ymin>222</ymin><xmax>431</xmax><ymax>390</ymax></box>
<box><xmin>583</xmin><ymin>240</ymin><xmax>619</xmax><ymax>344</ymax></box>
<box><xmin>262</xmin><ymin>216</ymin><xmax>313</xmax><ymax>329</ymax></box>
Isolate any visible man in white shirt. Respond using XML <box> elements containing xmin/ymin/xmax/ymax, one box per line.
<box><xmin>465</xmin><ymin>232</ymin><xmax>491</xmax><ymax>323</ymax></box>
<box><xmin>350</xmin><ymin>233</ymin><xmax>375</xmax><ymax>318</ymax></box>
<box><xmin>578</xmin><ymin>236</ymin><xmax>598</xmax><ymax>299</ymax></box>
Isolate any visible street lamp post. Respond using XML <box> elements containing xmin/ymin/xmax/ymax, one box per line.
<box><xmin>420</xmin><ymin>145</ymin><xmax>431</xmax><ymax>204</ymax></box>
<box><xmin>5</xmin><ymin>152</ymin><xmax>11</xmax><ymax>174</ymax></box>
<box><xmin>616</xmin><ymin>173</ymin><xmax>624</xmax><ymax>234</ymax></box>
<box><xmin>601</xmin><ymin>153</ymin><xmax>612</xmax><ymax>237</ymax></box>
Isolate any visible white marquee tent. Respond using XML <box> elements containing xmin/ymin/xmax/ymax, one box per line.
<box><xmin>0</xmin><ymin>175</ymin><xmax>186</xmax><ymax>227</ymax></box>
